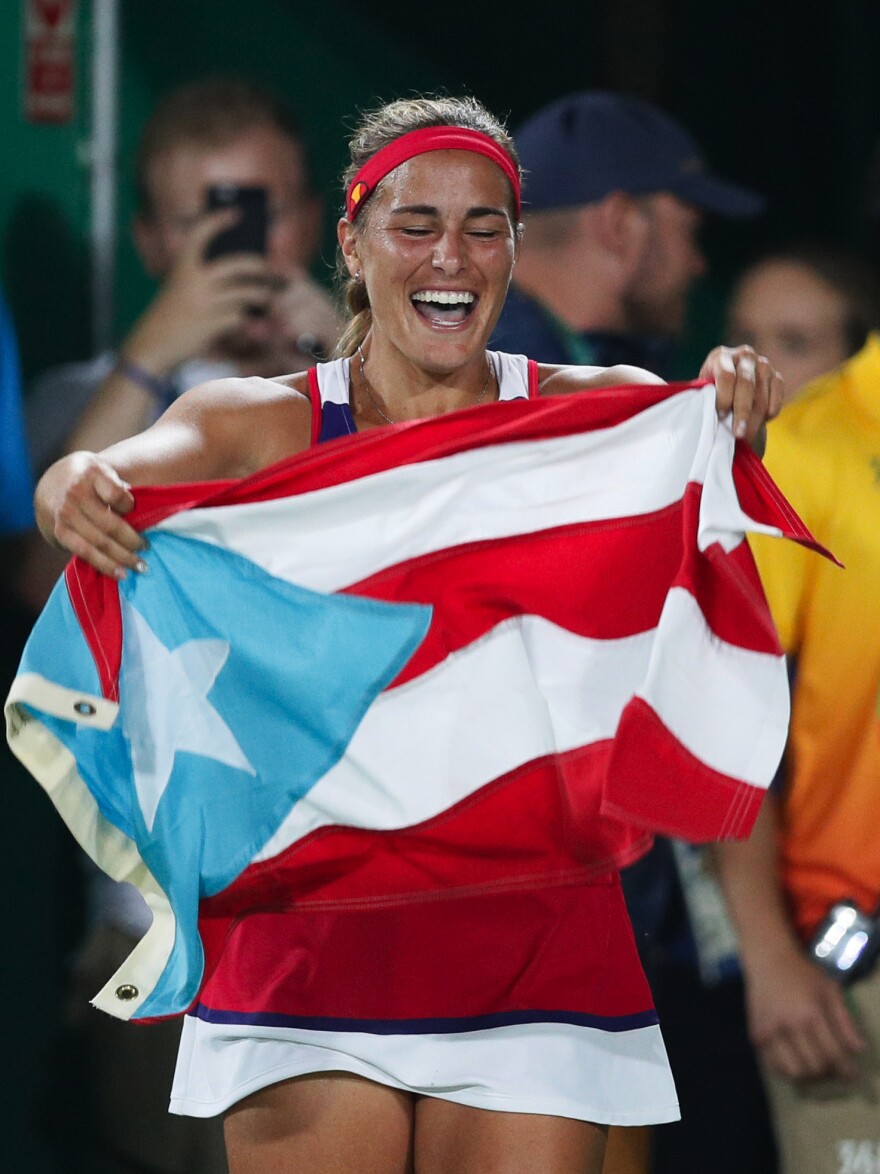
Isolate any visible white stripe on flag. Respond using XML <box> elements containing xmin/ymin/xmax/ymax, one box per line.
<box><xmin>639</xmin><ymin>587</ymin><xmax>789</xmax><ymax>784</ymax></box>
<box><xmin>156</xmin><ymin>389</ymin><xmax>717</xmax><ymax>593</ymax></box>
<box><xmin>255</xmin><ymin>615</ymin><xmax>655</xmax><ymax>861</ymax></box>
<box><xmin>255</xmin><ymin>593</ymin><xmax>779</xmax><ymax>864</ymax></box>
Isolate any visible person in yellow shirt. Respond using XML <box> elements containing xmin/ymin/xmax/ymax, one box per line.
<box><xmin>717</xmin><ymin>334</ymin><xmax>880</xmax><ymax>1174</ymax></box>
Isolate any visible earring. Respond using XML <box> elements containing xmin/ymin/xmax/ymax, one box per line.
<box><xmin>353</xmin><ymin>270</ymin><xmax>363</xmax><ymax>283</ymax></box>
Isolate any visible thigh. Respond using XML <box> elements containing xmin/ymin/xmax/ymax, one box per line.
<box><xmin>602</xmin><ymin>1125</ymin><xmax>650</xmax><ymax>1174</ymax></box>
<box><xmin>223</xmin><ymin>1072</ymin><xmax>415</xmax><ymax>1174</ymax></box>
<box><xmin>414</xmin><ymin>1096</ymin><xmax>607</xmax><ymax>1174</ymax></box>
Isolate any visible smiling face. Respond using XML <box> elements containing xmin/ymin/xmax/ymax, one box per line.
<box><xmin>338</xmin><ymin>150</ymin><xmax>520</xmax><ymax>380</ymax></box>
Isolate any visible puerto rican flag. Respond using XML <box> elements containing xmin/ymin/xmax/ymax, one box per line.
<box><xmin>5</xmin><ymin>380</ymin><xmax>824</xmax><ymax>1023</ymax></box>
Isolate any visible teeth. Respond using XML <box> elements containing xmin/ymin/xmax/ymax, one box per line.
<box><xmin>412</xmin><ymin>291</ymin><xmax>475</xmax><ymax>305</ymax></box>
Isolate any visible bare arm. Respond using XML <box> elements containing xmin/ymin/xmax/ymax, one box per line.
<box><xmin>537</xmin><ymin>361</ymin><xmax>665</xmax><ymax>397</ymax></box>
<box><xmin>36</xmin><ymin>376</ymin><xmax>311</xmax><ymax>580</ymax></box>
<box><xmin>714</xmin><ymin>794</ymin><xmax>865</xmax><ymax>1081</ymax></box>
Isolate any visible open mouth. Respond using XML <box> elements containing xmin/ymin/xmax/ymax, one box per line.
<box><xmin>411</xmin><ymin>289</ymin><xmax>477</xmax><ymax>326</ymax></box>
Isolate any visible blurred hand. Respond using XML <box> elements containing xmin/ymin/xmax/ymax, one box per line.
<box><xmin>700</xmin><ymin>344</ymin><xmax>784</xmax><ymax>445</ymax></box>
<box><xmin>36</xmin><ymin>452</ymin><xmax>146</xmax><ymax>580</ymax></box>
<box><xmin>124</xmin><ymin>208</ymin><xmax>282</xmax><ymax>375</ymax></box>
<box><xmin>269</xmin><ymin>267</ymin><xmax>345</xmax><ymax>368</ymax></box>
<box><xmin>744</xmin><ymin>946</ymin><xmax>866</xmax><ymax>1082</ymax></box>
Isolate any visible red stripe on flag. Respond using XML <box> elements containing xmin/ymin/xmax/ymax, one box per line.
<box><xmin>732</xmin><ymin>440</ymin><xmax>839</xmax><ymax>564</ymax></box>
<box><xmin>201</xmin><ymin>749</ymin><xmax>650</xmax><ymax>917</ymax></box>
<box><xmin>341</xmin><ymin>485</ymin><xmax>780</xmax><ymax>688</ymax></box>
<box><xmin>603</xmin><ymin>696</ymin><xmax>765</xmax><ymax>841</ymax></box>
<box><xmin>64</xmin><ymin>559</ymin><xmax>123</xmax><ymax>701</ymax></box>
<box><xmin>193</xmin><ymin>750</ymin><xmax>654</xmax><ymax>1015</ymax></box>
<box><xmin>673</xmin><ymin>483</ymin><xmax>782</xmax><ymax>655</ymax></box>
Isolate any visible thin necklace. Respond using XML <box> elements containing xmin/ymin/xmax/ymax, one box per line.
<box><xmin>356</xmin><ymin>346</ymin><xmax>494</xmax><ymax>425</ymax></box>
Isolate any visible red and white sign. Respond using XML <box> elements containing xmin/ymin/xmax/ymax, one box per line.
<box><xmin>23</xmin><ymin>0</ymin><xmax>78</xmax><ymax>125</ymax></box>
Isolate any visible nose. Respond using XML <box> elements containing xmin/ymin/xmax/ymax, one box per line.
<box><xmin>431</xmin><ymin>230</ymin><xmax>465</xmax><ymax>275</ymax></box>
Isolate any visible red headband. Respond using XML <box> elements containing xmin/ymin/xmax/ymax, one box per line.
<box><xmin>346</xmin><ymin>126</ymin><xmax>521</xmax><ymax>221</ymax></box>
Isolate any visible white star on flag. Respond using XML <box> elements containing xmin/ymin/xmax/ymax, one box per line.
<box><xmin>119</xmin><ymin>596</ymin><xmax>256</xmax><ymax>830</ymax></box>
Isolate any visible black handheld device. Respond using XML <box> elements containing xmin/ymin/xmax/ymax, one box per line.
<box><xmin>203</xmin><ymin>184</ymin><xmax>269</xmax><ymax>260</ymax></box>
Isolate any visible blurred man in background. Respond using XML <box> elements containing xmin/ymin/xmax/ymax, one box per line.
<box><xmin>21</xmin><ymin>76</ymin><xmax>343</xmax><ymax>613</ymax></box>
<box><xmin>22</xmin><ymin>76</ymin><xmax>343</xmax><ymax>1174</ymax></box>
<box><xmin>492</xmin><ymin>90</ymin><xmax>762</xmax><ymax>377</ymax></box>
<box><xmin>26</xmin><ymin>75</ymin><xmax>341</xmax><ymax>476</ymax></box>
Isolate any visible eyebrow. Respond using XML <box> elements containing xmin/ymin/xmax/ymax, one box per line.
<box><xmin>389</xmin><ymin>203</ymin><xmax>508</xmax><ymax>219</ymax></box>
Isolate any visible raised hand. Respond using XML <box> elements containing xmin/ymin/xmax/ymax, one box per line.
<box><xmin>124</xmin><ymin>207</ymin><xmax>283</xmax><ymax>376</ymax></box>
<box><xmin>700</xmin><ymin>344</ymin><xmax>784</xmax><ymax>446</ymax></box>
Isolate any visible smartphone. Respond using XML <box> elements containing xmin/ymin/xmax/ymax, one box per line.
<box><xmin>203</xmin><ymin>184</ymin><xmax>269</xmax><ymax>260</ymax></box>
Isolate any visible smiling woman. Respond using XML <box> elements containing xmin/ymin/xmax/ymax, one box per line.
<box><xmin>31</xmin><ymin>93</ymin><xmax>784</xmax><ymax>1174</ymax></box>
<box><xmin>332</xmin><ymin>100</ymin><xmax>524</xmax><ymax>429</ymax></box>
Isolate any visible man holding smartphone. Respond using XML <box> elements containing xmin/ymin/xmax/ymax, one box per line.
<box><xmin>26</xmin><ymin>76</ymin><xmax>343</xmax><ymax>473</ymax></box>
<box><xmin>22</xmin><ymin>77</ymin><xmax>343</xmax><ymax>1174</ymax></box>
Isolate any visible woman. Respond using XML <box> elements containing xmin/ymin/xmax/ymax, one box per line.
<box><xmin>726</xmin><ymin>244</ymin><xmax>880</xmax><ymax>405</ymax></box>
<box><xmin>36</xmin><ymin>96</ymin><xmax>780</xmax><ymax>1173</ymax></box>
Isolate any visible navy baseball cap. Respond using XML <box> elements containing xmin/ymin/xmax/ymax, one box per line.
<box><xmin>515</xmin><ymin>91</ymin><xmax>764</xmax><ymax>219</ymax></box>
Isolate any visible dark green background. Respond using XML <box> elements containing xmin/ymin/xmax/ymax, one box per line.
<box><xmin>3</xmin><ymin>1</ymin><xmax>880</xmax><ymax>1168</ymax></box>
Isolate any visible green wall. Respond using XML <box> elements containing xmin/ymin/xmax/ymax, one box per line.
<box><xmin>0</xmin><ymin>2</ymin><xmax>92</xmax><ymax>382</ymax></box>
<box><xmin>5</xmin><ymin>1</ymin><xmax>880</xmax><ymax>386</ymax></box>
<box><xmin>1</xmin><ymin>0</ymin><xmax>450</xmax><ymax>382</ymax></box>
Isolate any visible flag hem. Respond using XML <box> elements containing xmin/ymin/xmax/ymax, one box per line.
<box><xmin>5</xmin><ymin>675</ymin><xmax>175</xmax><ymax>1020</ymax></box>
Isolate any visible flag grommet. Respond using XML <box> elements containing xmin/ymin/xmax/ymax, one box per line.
<box><xmin>115</xmin><ymin>984</ymin><xmax>139</xmax><ymax>1001</ymax></box>
<box><xmin>74</xmin><ymin>700</ymin><xmax>96</xmax><ymax>716</ymax></box>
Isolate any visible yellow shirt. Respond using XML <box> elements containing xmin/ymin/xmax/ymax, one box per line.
<box><xmin>751</xmin><ymin>334</ymin><xmax>880</xmax><ymax>937</ymax></box>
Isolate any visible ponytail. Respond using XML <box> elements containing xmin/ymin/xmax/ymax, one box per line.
<box><xmin>334</xmin><ymin>274</ymin><xmax>372</xmax><ymax>359</ymax></box>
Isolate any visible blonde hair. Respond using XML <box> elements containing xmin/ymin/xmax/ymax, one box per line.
<box><xmin>335</xmin><ymin>96</ymin><xmax>520</xmax><ymax>358</ymax></box>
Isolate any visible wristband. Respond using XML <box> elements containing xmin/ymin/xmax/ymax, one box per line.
<box><xmin>116</xmin><ymin>358</ymin><xmax>177</xmax><ymax>407</ymax></box>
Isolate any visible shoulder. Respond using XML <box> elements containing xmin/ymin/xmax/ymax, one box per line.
<box><xmin>174</xmin><ymin>373</ymin><xmax>310</xmax><ymax>414</ymax></box>
<box><xmin>536</xmin><ymin>362</ymin><xmax>665</xmax><ymax>397</ymax></box>
<box><xmin>165</xmin><ymin>374</ymin><xmax>313</xmax><ymax>474</ymax></box>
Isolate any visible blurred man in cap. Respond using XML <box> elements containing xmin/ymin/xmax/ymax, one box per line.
<box><xmin>492</xmin><ymin>90</ymin><xmax>763</xmax><ymax>375</ymax></box>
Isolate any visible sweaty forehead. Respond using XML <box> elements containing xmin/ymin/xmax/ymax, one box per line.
<box><xmin>376</xmin><ymin>150</ymin><xmax>514</xmax><ymax>214</ymax></box>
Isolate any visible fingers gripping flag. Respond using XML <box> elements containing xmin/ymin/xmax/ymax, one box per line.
<box><xmin>5</xmin><ymin>381</ymin><xmax>830</xmax><ymax>1021</ymax></box>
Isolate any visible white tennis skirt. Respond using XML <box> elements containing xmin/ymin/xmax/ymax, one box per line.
<box><xmin>169</xmin><ymin>875</ymin><xmax>679</xmax><ymax>1125</ymax></box>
